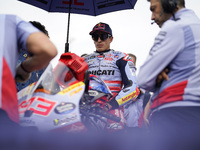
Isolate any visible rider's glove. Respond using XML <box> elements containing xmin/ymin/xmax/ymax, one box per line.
<box><xmin>15</xmin><ymin>62</ymin><xmax>31</xmax><ymax>83</ymax></box>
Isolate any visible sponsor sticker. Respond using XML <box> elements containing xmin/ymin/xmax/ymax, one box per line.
<box><xmin>53</xmin><ymin>114</ymin><xmax>78</xmax><ymax>126</ymax></box>
<box><xmin>55</xmin><ymin>102</ymin><xmax>76</xmax><ymax>114</ymax></box>
<box><xmin>104</xmin><ymin>57</ymin><xmax>113</xmax><ymax>61</ymax></box>
<box><xmin>97</xmin><ymin>55</ymin><xmax>104</xmax><ymax>58</ymax></box>
<box><xmin>117</xmin><ymin>91</ymin><xmax>138</xmax><ymax>105</ymax></box>
<box><xmin>59</xmin><ymin>82</ymin><xmax>84</xmax><ymax>95</ymax></box>
<box><xmin>90</xmin><ymin>56</ymin><xmax>96</xmax><ymax>59</ymax></box>
<box><xmin>114</xmin><ymin>55</ymin><xmax>119</xmax><ymax>58</ymax></box>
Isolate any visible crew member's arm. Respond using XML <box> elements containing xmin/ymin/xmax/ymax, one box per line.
<box><xmin>137</xmin><ymin>21</ymin><xmax>184</xmax><ymax>91</ymax></box>
<box><xmin>15</xmin><ymin>22</ymin><xmax>57</xmax><ymax>82</ymax></box>
<box><xmin>143</xmin><ymin>99</ymin><xmax>151</xmax><ymax>128</ymax></box>
<box><xmin>22</xmin><ymin>32</ymin><xmax>57</xmax><ymax>72</ymax></box>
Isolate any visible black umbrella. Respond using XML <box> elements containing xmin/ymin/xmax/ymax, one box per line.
<box><xmin>18</xmin><ymin>0</ymin><xmax>138</xmax><ymax>52</ymax></box>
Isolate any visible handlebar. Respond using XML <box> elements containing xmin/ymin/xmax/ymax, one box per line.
<box><xmin>80</xmin><ymin>104</ymin><xmax>121</xmax><ymax>123</ymax></box>
<box><xmin>93</xmin><ymin>107</ymin><xmax>121</xmax><ymax>122</ymax></box>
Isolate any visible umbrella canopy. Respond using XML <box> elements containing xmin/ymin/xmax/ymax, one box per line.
<box><xmin>18</xmin><ymin>0</ymin><xmax>138</xmax><ymax>52</ymax></box>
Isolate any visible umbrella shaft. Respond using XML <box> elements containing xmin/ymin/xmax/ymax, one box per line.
<box><xmin>65</xmin><ymin>0</ymin><xmax>72</xmax><ymax>52</ymax></box>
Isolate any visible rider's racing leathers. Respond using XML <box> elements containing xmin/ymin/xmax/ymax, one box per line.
<box><xmin>84</xmin><ymin>49</ymin><xmax>139</xmax><ymax>130</ymax></box>
<box><xmin>84</xmin><ymin>49</ymin><xmax>139</xmax><ymax>109</ymax></box>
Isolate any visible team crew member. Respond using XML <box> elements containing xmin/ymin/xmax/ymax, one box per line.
<box><xmin>137</xmin><ymin>0</ymin><xmax>200</xmax><ymax>149</ymax></box>
<box><xmin>84</xmin><ymin>22</ymin><xmax>139</xmax><ymax>130</ymax></box>
<box><xmin>16</xmin><ymin>21</ymin><xmax>50</xmax><ymax>92</ymax></box>
<box><xmin>0</xmin><ymin>14</ymin><xmax>57</xmax><ymax>124</ymax></box>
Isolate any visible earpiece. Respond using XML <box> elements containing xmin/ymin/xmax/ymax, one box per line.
<box><xmin>161</xmin><ymin>0</ymin><xmax>177</xmax><ymax>14</ymax></box>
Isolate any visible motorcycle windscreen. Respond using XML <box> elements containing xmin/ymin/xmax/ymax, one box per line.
<box><xmin>18</xmin><ymin>62</ymin><xmax>80</xmax><ymax>98</ymax></box>
<box><xmin>18</xmin><ymin>62</ymin><xmax>86</xmax><ymax>131</ymax></box>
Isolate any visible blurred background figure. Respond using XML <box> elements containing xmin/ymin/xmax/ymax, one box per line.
<box><xmin>128</xmin><ymin>53</ymin><xmax>137</xmax><ymax>66</ymax></box>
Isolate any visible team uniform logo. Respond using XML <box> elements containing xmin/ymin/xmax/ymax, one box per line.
<box><xmin>97</xmin><ymin>55</ymin><xmax>104</xmax><ymax>58</ymax></box>
<box><xmin>104</xmin><ymin>57</ymin><xmax>113</xmax><ymax>61</ymax></box>
<box><xmin>114</xmin><ymin>55</ymin><xmax>119</xmax><ymax>58</ymax></box>
<box><xmin>150</xmin><ymin>31</ymin><xmax>167</xmax><ymax>56</ymax></box>
<box><xmin>94</xmin><ymin>23</ymin><xmax>106</xmax><ymax>30</ymax></box>
<box><xmin>89</xmin><ymin>70</ymin><xmax>115</xmax><ymax>75</ymax></box>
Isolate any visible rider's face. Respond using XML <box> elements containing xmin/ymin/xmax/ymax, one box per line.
<box><xmin>92</xmin><ymin>31</ymin><xmax>113</xmax><ymax>52</ymax></box>
<box><xmin>149</xmin><ymin>0</ymin><xmax>172</xmax><ymax>27</ymax></box>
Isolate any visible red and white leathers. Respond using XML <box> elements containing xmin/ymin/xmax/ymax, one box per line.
<box><xmin>0</xmin><ymin>15</ymin><xmax>39</xmax><ymax>123</ymax></box>
<box><xmin>84</xmin><ymin>49</ymin><xmax>139</xmax><ymax>131</ymax></box>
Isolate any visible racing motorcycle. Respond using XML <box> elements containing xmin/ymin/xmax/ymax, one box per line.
<box><xmin>18</xmin><ymin>53</ymin><xmax>121</xmax><ymax>133</ymax></box>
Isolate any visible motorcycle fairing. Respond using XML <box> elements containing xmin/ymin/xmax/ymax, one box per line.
<box><xmin>18</xmin><ymin>81</ymin><xmax>85</xmax><ymax>131</ymax></box>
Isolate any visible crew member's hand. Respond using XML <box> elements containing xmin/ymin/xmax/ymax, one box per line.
<box><xmin>156</xmin><ymin>68</ymin><xmax>169</xmax><ymax>87</ymax></box>
<box><xmin>15</xmin><ymin>63</ymin><xmax>31</xmax><ymax>83</ymax></box>
<box><xmin>143</xmin><ymin>117</ymin><xmax>150</xmax><ymax>128</ymax></box>
<box><xmin>103</xmin><ymin>103</ymin><xmax>112</xmax><ymax>111</ymax></box>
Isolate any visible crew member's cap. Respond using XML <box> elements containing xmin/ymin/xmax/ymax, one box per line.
<box><xmin>89</xmin><ymin>22</ymin><xmax>112</xmax><ymax>36</ymax></box>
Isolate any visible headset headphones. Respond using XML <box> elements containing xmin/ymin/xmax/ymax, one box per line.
<box><xmin>161</xmin><ymin>0</ymin><xmax>177</xmax><ymax>14</ymax></box>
